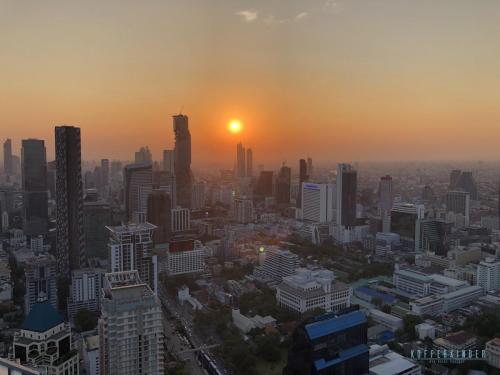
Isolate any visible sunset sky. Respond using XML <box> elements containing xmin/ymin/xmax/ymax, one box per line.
<box><xmin>2</xmin><ymin>0</ymin><xmax>500</xmax><ymax>167</ymax></box>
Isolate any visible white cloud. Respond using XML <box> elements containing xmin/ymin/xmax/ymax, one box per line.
<box><xmin>295</xmin><ymin>12</ymin><xmax>308</xmax><ymax>20</ymax></box>
<box><xmin>236</xmin><ymin>10</ymin><xmax>258</xmax><ymax>23</ymax></box>
<box><xmin>324</xmin><ymin>0</ymin><xmax>341</xmax><ymax>14</ymax></box>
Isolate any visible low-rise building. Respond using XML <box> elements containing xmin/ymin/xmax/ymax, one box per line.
<box><xmin>433</xmin><ymin>331</ymin><xmax>476</xmax><ymax>352</ymax></box>
<box><xmin>369</xmin><ymin>344</ymin><xmax>421</xmax><ymax>375</ymax></box>
<box><xmin>369</xmin><ymin>310</ymin><xmax>403</xmax><ymax>332</ymax></box>
<box><xmin>485</xmin><ymin>337</ymin><xmax>500</xmax><ymax>370</ymax></box>
<box><xmin>165</xmin><ymin>238</ymin><xmax>206</xmax><ymax>276</ymax></box>
<box><xmin>253</xmin><ymin>246</ymin><xmax>299</xmax><ymax>283</ymax></box>
<box><xmin>276</xmin><ymin>268</ymin><xmax>351</xmax><ymax>315</ymax></box>
<box><xmin>83</xmin><ymin>335</ymin><xmax>100</xmax><ymax>375</ymax></box>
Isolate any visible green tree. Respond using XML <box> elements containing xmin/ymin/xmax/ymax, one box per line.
<box><xmin>403</xmin><ymin>314</ymin><xmax>422</xmax><ymax>340</ymax></box>
<box><xmin>74</xmin><ymin>309</ymin><xmax>98</xmax><ymax>332</ymax></box>
<box><xmin>255</xmin><ymin>334</ymin><xmax>281</xmax><ymax>362</ymax></box>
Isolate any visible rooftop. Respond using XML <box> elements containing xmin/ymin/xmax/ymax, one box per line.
<box><xmin>305</xmin><ymin>311</ymin><xmax>366</xmax><ymax>340</ymax></box>
<box><xmin>21</xmin><ymin>301</ymin><xmax>64</xmax><ymax>333</ymax></box>
<box><xmin>106</xmin><ymin>222</ymin><xmax>157</xmax><ymax>234</ymax></box>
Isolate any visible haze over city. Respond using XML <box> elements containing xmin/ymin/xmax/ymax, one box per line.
<box><xmin>3</xmin><ymin>0</ymin><xmax>500</xmax><ymax>165</ymax></box>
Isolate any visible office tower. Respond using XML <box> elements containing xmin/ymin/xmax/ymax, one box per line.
<box><xmin>21</xmin><ymin>139</ymin><xmax>49</xmax><ymax>237</ymax></box>
<box><xmin>297</xmin><ymin>158</ymin><xmax>309</xmax><ymax>208</ymax></box>
<box><xmin>301</xmin><ymin>182</ymin><xmax>334</xmax><ymax>223</ymax></box>
<box><xmin>253</xmin><ymin>247</ymin><xmax>300</xmax><ymax>283</ymax></box>
<box><xmin>283</xmin><ymin>310</ymin><xmax>368</xmax><ymax>375</ymax></box>
<box><xmin>390</xmin><ymin>203</ymin><xmax>425</xmax><ymax>251</ymax></box>
<box><xmin>450</xmin><ymin>169</ymin><xmax>462</xmax><ymax>189</ymax></box>
<box><xmin>134</xmin><ymin>146</ymin><xmax>152</xmax><ymax>164</ymax></box>
<box><xmin>378</xmin><ymin>175</ymin><xmax>393</xmax><ymax>213</ymax></box>
<box><xmin>3</xmin><ymin>138</ymin><xmax>13</xmax><ymax>176</ymax></box>
<box><xmin>13</xmin><ymin>299</ymin><xmax>79</xmax><ymax>375</ymax></box>
<box><xmin>24</xmin><ymin>254</ymin><xmax>58</xmax><ymax>315</ymax></box>
<box><xmin>83</xmin><ymin>199</ymin><xmax>111</xmax><ymax>259</ymax></box>
<box><xmin>276</xmin><ymin>268</ymin><xmax>351</xmax><ymax>315</ymax></box>
<box><xmin>446</xmin><ymin>190</ymin><xmax>470</xmax><ymax>227</ymax></box>
<box><xmin>147</xmin><ymin>190</ymin><xmax>171</xmax><ymax>244</ymax></box>
<box><xmin>246</xmin><ymin>148</ymin><xmax>253</xmax><ymax>177</ymax></box>
<box><xmin>236</xmin><ymin>142</ymin><xmax>246</xmax><ymax>177</ymax></box>
<box><xmin>99</xmin><ymin>271</ymin><xmax>164</xmax><ymax>375</ymax></box>
<box><xmin>153</xmin><ymin>170</ymin><xmax>176</xmax><ymax>207</ymax></box>
<box><xmin>124</xmin><ymin>163</ymin><xmax>152</xmax><ymax>222</ymax></box>
<box><xmin>107</xmin><ymin>222</ymin><xmax>158</xmax><ymax>294</ymax></box>
<box><xmin>233</xmin><ymin>196</ymin><xmax>253</xmax><ymax>223</ymax></box>
<box><xmin>477</xmin><ymin>258</ymin><xmax>500</xmax><ymax>292</ymax></box>
<box><xmin>458</xmin><ymin>171</ymin><xmax>479</xmax><ymax>200</ymax></box>
<box><xmin>101</xmin><ymin>158</ymin><xmax>109</xmax><ymax>188</ymax></box>
<box><xmin>420</xmin><ymin>219</ymin><xmax>450</xmax><ymax>255</ymax></box>
<box><xmin>11</xmin><ymin>155</ymin><xmax>21</xmax><ymax>176</ymax></box>
<box><xmin>84</xmin><ymin>170</ymin><xmax>95</xmax><ymax>190</ymax></box>
<box><xmin>276</xmin><ymin>165</ymin><xmax>291</xmax><ymax>204</ymax></box>
<box><xmin>47</xmin><ymin>160</ymin><xmax>56</xmax><ymax>198</ymax></box>
<box><xmin>191</xmin><ymin>181</ymin><xmax>206</xmax><ymax>210</ymax></box>
<box><xmin>162</xmin><ymin>149</ymin><xmax>174</xmax><ymax>173</ymax></box>
<box><xmin>166</xmin><ymin>238</ymin><xmax>206</xmax><ymax>276</ymax></box>
<box><xmin>307</xmin><ymin>157</ymin><xmax>313</xmax><ymax>179</ymax></box>
<box><xmin>110</xmin><ymin>160</ymin><xmax>122</xmax><ymax>179</ymax></box>
<box><xmin>336</xmin><ymin>163</ymin><xmax>357</xmax><ymax>228</ymax></box>
<box><xmin>67</xmin><ymin>268</ymin><xmax>104</xmax><ymax>321</ymax></box>
<box><xmin>255</xmin><ymin>171</ymin><xmax>274</xmax><ymax>197</ymax></box>
<box><xmin>82</xmin><ymin>335</ymin><xmax>100</xmax><ymax>375</ymax></box>
<box><xmin>171</xmin><ymin>207</ymin><xmax>191</xmax><ymax>233</ymax></box>
<box><xmin>173</xmin><ymin>114</ymin><xmax>192</xmax><ymax>209</ymax></box>
<box><xmin>55</xmin><ymin>125</ymin><xmax>86</xmax><ymax>278</ymax></box>
<box><xmin>93</xmin><ymin>166</ymin><xmax>102</xmax><ymax>195</ymax></box>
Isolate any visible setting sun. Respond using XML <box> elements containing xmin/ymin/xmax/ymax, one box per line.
<box><xmin>228</xmin><ymin>119</ymin><xmax>243</xmax><ymax>134</ymax></box>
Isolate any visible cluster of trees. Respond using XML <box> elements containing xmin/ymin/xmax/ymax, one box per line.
<box><xmin>220</xmin><ymin>329</ymin><xmax>284</xmax><ymax>375</ymax></box>
<box><xmin>219</xmin><ymin>263</ymin><xmax>254</xmax><ymax>281</ymax></box>
<box><xmin>464</xmin><ymin>312</ymin><xmax>500</xmax><ymax>339</ymax></box>
<box><xmin>74</xmin><ymin>309</ymin><xmax>98</xmax><ymax>332</ymax></box>
<box><xmin>349</xmin><ymin>262</ymin><xmax>393</xmax><ymax>282</ymax></box>
<box><xmin>193</xmin><ymin>307</ymin><xmax>231</xmax><ymax>336</ymax></box>
<box><xmin>238</xmin><ymin>288</ymin><xmax>296</xmax><ymax>323</ymax></box>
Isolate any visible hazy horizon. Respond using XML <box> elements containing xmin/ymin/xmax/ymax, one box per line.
<box><xmin>2</xmin><ymin>0</ymin><xmax>500</xmax><ymax>165</ymax></box>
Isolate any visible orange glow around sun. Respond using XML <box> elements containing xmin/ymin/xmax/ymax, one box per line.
<box><xmin>228</xmin><ymin>119</ymin><xmax>243</xmax><ymax>134</ymax></box>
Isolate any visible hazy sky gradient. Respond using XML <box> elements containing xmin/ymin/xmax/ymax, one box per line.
<box><xmin>2</xmin><ymin>0</ymin><xmax>500</xmax><ymax>166</ymax></box>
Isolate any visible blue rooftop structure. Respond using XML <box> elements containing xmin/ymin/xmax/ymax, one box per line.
<box><xmin>355</xmin><ymin>286</ymin><xmax>396</xmax><ymax>304</ymax></box>
<box><xmin>305</xmin><ymin>310</ymin><xmax>367</xmax><ymax>340</ymax></box>
<box><xmin>314</xmin><ymin>344</ymin><xmax>369</xmax><ymax>371</ymax></box>
<box><xmin>21</xmin><ymin>300</ymin><xmax>64</xmax><ymax>333</ymax></box>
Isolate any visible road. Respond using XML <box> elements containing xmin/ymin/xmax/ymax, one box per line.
<box><xmin>158</xmin><ymin>283</ymin><xmax>230</xmax><ymax>374</ymax></box>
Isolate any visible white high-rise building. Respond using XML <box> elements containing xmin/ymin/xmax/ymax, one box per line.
<box><xmin>171</xmin><ymin>207</ymin><xmax>190</xmax><ymax>232</ymax></box>
<box><xmin>67</xmin><ymin>268</ymin><xmax>104</xmax><ymax>321</ymax></box>
<box><xmin>301</xmin><ymin>182</ymin><xmax>334</xmax><ymax>223</ymax></box>
<box><xmin>253</xmin><ymin>246</ymin><xmax>300</xmax><ymax>283</ymax></box>
<box><xmin>99</xmin><ymin>271</ymin><xmax>164</xmax><ymax>375</ymax></box>
<box><xmin>477</xmin><ymin>258</ymin><xmax>500</xmax><ymax>292</ymax></box>
<box><xmin>165</xmin><ymin>238</ymin><xmax>206</xmax><ymax>276</ymax></box>
<box><xmin>233</xmin><ymin>196</ymin><xmax>254</xmax><ymax>224</ymax></box>
<box><xmin>107</xmin><ymin>223</ymin><xmax>158</xmax><ymax>294</ymax></box>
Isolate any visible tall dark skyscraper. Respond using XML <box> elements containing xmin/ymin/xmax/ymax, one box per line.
<box><xmin>3</xmin><ymin>138</ymin><xmax>13</xmax><ymax>176</ymax></box>
<box><xmin>337</xmin><ymin>163</ymin><xmax>357</xmax><ymax>228</ymax></box>
<box><xmin>55</xmin><ymin>126</ymin><xmax>86</xmax><ymax>279</ymax></box>
<box><xmin>101</xmin><ymin>158</ymin><xmax>109</xmax><ymax>188</ymax></box>
<box><xmin>173</xmin><ymin>114</ymin><xmax>192</xmax><ymax>209</ymax></box>
<box><xmin>297</xmin><ymin>158</ymin><xmax>309</xmax><ymax>208</ymax></box>
<box><xmin>236</xmin><ymin>142</ymin><xmax>246</xmax><ymax>178</ymax></box>
<box><xmin>276</xmin><ymin>165</ymin><xmax>291</xmax><ymax>204</ymax></box>
<box><xmin>124</xmin><ymin>163</ymin><xmax>153</xmax><ymax>222</ymax></box>
<box><xmin>21</xmin><ymin>139</ymin><xmax>49</xmax><ymax>237</ymax></box>
<box><xmin>246</xmin><ymin>148</ymin><xmax>253</xmax><ymax>177</ymax></box>
<box><xmin>147</xmin><ymin>189</ymin><xmax>172</xmax><ymax>244</ymax></box>
<box><xmin>256</xmin><ymin>171</ymin><xmax>274</xmax><ymax>197</ymax></box>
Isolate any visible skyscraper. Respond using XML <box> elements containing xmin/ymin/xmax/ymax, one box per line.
<box><xmin>446</xmin><ymin>190</ymin><xmax>470</xmax><ymax>227</ymax></box>
<box><xmin>297</xmin><ymin>158</ymin><xmax>309</xmax><ymax>208</ymax></box>
<box><xmin>55</xmin><ymin>125</ymin><xmax>85</xmax><ymax>278</ymax></box>
<box><xmin>173</xmin><ymin>114</ymin><xmax>192</xmax><ymax>208</ymax></box>
<box><xmin>276</xmin><ymin>165</ymin><xmax>291</xmax><ymax>204</ymax></box>
<box><xmin>336</xmin><ymin>163</ymin><xmax>357</xmax><ymax>228</ymax></box>
<box><xmin>162</xmin><ymin>149</ymin><xmax>174</xmax><ymax>173</ymax></box>
<box><xmin>147</xmin><ymin>190</ymin><xmax>171</xmax><ymax>244</ymax></box>
<box><xmin>256</xmin><ymin>171</ymin><xmax>274</xmax><ymax>197</ymax></box>
<box><xmin>134</xmin><ymin>146</ymin><xmax>152</xmax><ymax>164</ymax></box>
<box><xmin>21</xmin><ymin>139</ymin><xmax>49</xmax><ymax>237</ymax></box>
<box><xmin>236</xmin><ymin>142</ymin><xmax>246</xmax><ymax>178</ymax></box>
<box><xmin>107</xmin><ymin>222</ymin><xmax>158</xmax><ymax>294</ymax></box>
<box><xmin>124</xmin><ymin>163</ymin><xmax>152</xmax><ymax>222</ymax></box>
<box><xmin>99</xmin><ymin>271</ymin><xmax>164</xmax><ymax>375</ymax></box>
<box><xmin>3</xmin><ymin>138</ymin><xmax>13</xmax><ymax>176</ymax></box>
<box><xmin>24</xmin><ymin>254</ymin><xmax>58</xmax><ymax>315</ymax></box>
<box><xmin>307</xmin><ymin>157</ymin><xmax>313</xmax><ymax>179</ymax></box>
<box><xmin>246</xmin><ymin>148</ymin><xmax>253</xmax><ymax>177</ymax></box>
<box><xmin>101</xmin><ymin>158</ymin><xmax>109</xmax><ymax>189</ymax></box>
<box><xmin>378</xmin><ymin>175</ymin><xmax>393</xmax><ymax>213</ymax></box>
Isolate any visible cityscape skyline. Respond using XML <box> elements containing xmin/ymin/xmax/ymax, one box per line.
<box><xmin>3</xmin><ymin>1</ymin><xmax>500</xmax><ymax>164</ymax></box>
